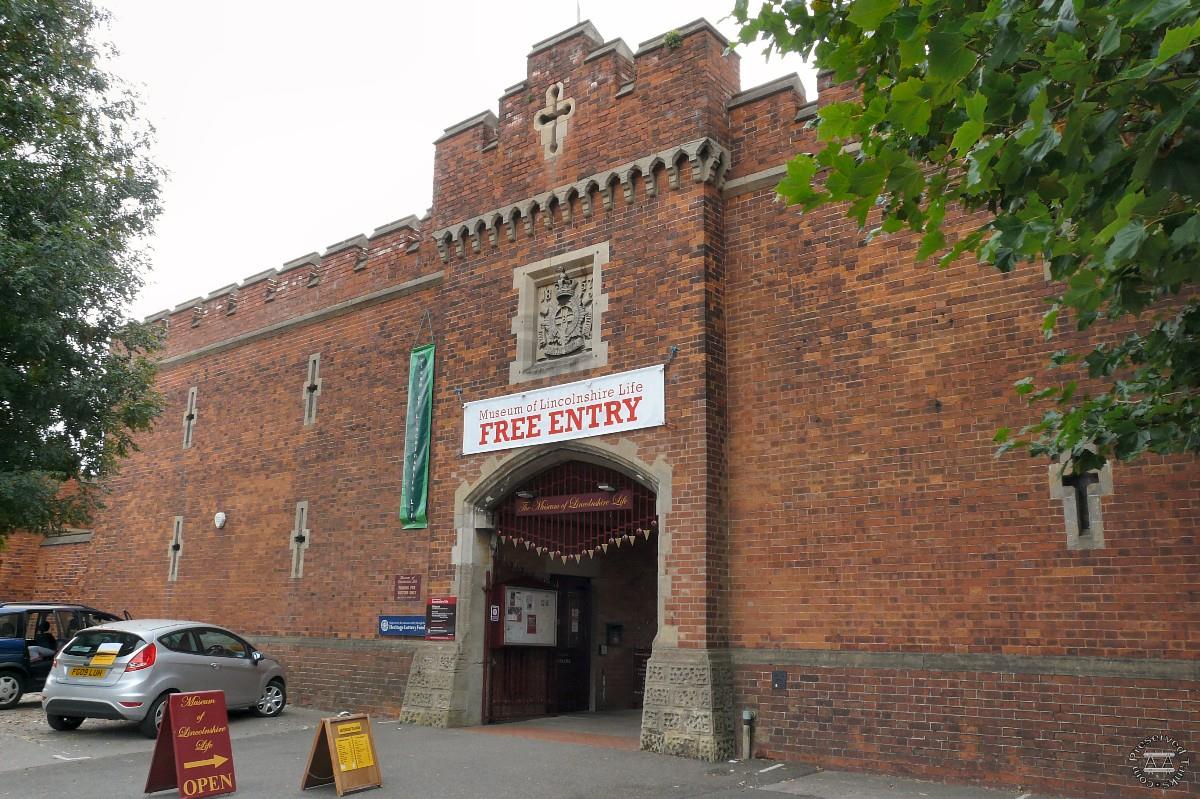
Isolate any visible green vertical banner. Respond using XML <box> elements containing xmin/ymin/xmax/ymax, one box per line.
<box><xmin>400</xmin><ymin>343</ymin><xmax>435</xmax><ymax>528</ymax></box>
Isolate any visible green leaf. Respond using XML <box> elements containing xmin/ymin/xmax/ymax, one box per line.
<box><xmin>1169</xmin><ymin>214</ymin><xmax>1200</xmax><ymax>247</ymax></box>
<box><xmin>887</xmin><ymin>78</ymin><xmax>932</xmax><ymax>135</ymax></box>
<box><xmin>1097</xmin><ymin>17</ymin><xmax>1122</xmax><ymax>57</ymax></box>
<box><xmin>1155</xmin><ymin>18</ymin><xmax>1200</xmax><ymax>64</ymax></box>
<box><xmin>1014</xmin><ymin>377</ymin><xmax>1035</xmax><ymax>395</ymax></box>
<box><xmin>847</xmin><ymin>0</ymin><xmax>899</xmax><ymax>31</ymax></box>
<box><xmin>1106</xmin><ymin>222</ymin><xmax>1148</xmax><ymax>265</ymax></box>
<box><xmin>927</xmin><ymin>31</ymin><xmax>977</xmax><ymax>88</ymax></box>
<box><xmin>951</xmin><ymin>119</ymin><xmax>986</xmax><ymax>154</ymax></box>
<box><xmin>817</xmin><ymin>102</ymin><xmax>860</xmax><ymax>141</ymax></box>
<box><xmin>775</xmin><ymin>154</ymin><xmax>824</xmax><ymax>207</ymax></box>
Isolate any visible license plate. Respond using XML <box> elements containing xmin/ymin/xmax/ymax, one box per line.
<box><xmin>68</xmin><ymin>667</ymin><xmax>107</xmax><ymax>678</ymax></box>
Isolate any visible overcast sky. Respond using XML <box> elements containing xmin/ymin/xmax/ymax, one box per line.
<box><xmin>98</xmin><ymin>1</ymin><xmax>814</xmax><ymax>319</ymax></box>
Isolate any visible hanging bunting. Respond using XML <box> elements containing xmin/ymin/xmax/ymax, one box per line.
<box><xmin>399</xmin><ymin>342</ymin><xmax>436</xmax><ymax>528</ymax></box>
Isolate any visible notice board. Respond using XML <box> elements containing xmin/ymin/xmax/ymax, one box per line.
<box><xmin>502</xmin><ymin>586</ymin><xmax>557</xmax><ymax>647</ymax></box>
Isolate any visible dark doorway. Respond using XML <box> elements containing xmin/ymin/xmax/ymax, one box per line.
<box><xmin>483</xmin><ymin>460</ymin><xmax>657</xmax><ymax>725</ymax></box>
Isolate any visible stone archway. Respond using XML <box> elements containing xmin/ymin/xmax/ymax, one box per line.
<box><xmin>399</xmin><ymin>437</ymin><xmax>733</xmax><ymax>761</ymax></box>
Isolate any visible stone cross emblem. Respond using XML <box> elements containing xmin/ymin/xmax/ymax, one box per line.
<box><xmin>533</xmin><ymin>82</ymin><xmax>575</xmax><ymax>160</ymax></box>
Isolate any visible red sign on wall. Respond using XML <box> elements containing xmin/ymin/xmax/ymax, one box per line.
<box><xmin>145</xmin><ymin>690</ymin><xmax>236</xmax><ymax>798</ymax></box>
<box><xmin>514</xmin><ymin>491</ymin><xmax>632</xmax><ymax>516</ymax></box>
<box><xmin>394</xmin><ymin>574</ymin><xmax>422</xmax><ymax>602</ymax></box>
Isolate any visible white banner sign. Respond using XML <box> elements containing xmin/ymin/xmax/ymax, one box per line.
<box><xmin>463</xmin><ymin>365</ymin><xmax>665</xmax><ymax>455</ymax></box>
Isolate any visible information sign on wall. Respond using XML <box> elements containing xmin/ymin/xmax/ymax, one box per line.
<box><xmin>425</xmin><ymin>596</ymin><xmax>457</xmax><ymax>641</ymax></box>
<box><xmin>377</xmin><ymin>615</ymin><xmax>425</xmax><ymax>637</ymax></box>
<box><xmin>393</xmin><ymin>574</ymin><xmax>422</xmax><ymax>602</ymax></box>
<box><xmin>462</xmin><ymin>365</ymin><xmax>664</xmax><ymax>455</ymax></box>
<box><xmin>501</xmin><ymin>586</ymin><xmax>557</xmax><ymax>647</ymax></box>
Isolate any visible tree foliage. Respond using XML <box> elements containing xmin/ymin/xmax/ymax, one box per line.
<box><xmin>0</xmin><ymin>0</ymin><xmax>163</xmax><ymax>540</ymax></box>
<box><xmin>734</xmin><ymin>0</ymin><xmax>1200</xmax><ymax>474</ymax></box>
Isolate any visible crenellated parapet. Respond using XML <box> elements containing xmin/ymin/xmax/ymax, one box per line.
<box><xmin>431</xmin><ymin>137</ymin><xmax>731</xmax><ymax>263</ymax></box>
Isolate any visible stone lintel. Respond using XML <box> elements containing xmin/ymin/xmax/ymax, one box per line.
<box><xmin>795</xmin><ymin>101</ymin><xmax>819</xmax><ymax>122</ymax></box>
<box><xmin>585</xmin><ymin>38</ymin><xmax>634</xmax><ymax>65</ymax></box>
<box><xmin>636</xmin><ymin>18</ymin><xmax>729</xmax><ymax>56</ymax></box>
<box><xmin>727</xmin><ymin>73</ymin><xmax>805</xmax><ymax>110</ymax></box>
<box><xmin>40</xmin><ymin>530</ymin><xmax>93</xmax><ymax>546</ymax></box>
<box><xmin>371</xmin><ymin>215</ymin><xmax>421</xmax><ymax>240</ymax></box>
<box><xmin>434</xmin><ymin>111</ymin><xmax>498</xmax><ymax>145</ymax></box>
<box><xmin>324</xmin><ymin>233</ymin><xmax>368</xmax><ymax>257</ymax></box>
<box><xmin>501</xmin><ymin>80</ymin><xmax>528</xmax><ymax>97</ymax></box>
<box><xmin>528</xmin><ymin>20</ymin><xmax>604</xmax><ymax>57</ymax></box>
<box><xmin>205</xmin><ymin>283</ymin><xmax>239</xmax><ymax>300</ymax></box>
<box><xmin>722</xmin><ymin>164</ymin><xmax>787</xmax><ymax>199</ymax></box>
<box><xmin>241</xmin><ymin>267</ymin><xmax>279</xmax><ymax>286</ymax></box>
<box><xmin>280</xmin><ymin>252</ymin><xmax>321</xmax><ymax>274</ymax></box>
<box><xmin>174</xmin><ymin>296</ymin><xmax>204</xmax><ymax>312</ymax></box>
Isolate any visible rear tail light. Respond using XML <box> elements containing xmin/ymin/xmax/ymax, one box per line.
<box><xmin>124</xmin><ymin>643</ymin><xmax>157</xmax><ymax>672</ymax></box>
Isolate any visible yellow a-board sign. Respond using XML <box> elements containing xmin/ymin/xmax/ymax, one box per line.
<box><xmin>301</xmin><ymin>714</ymin><xmax>382</xmax><ymax>796</ymax></box>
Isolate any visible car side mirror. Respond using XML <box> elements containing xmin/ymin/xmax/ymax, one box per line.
<box><xmin>251</xmin><ymin>650</ymin><xmax>263</xmax><ymax>665</ymax></box>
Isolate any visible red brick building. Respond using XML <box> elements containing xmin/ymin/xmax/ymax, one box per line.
<box><xmin>3</xmin><ymin>19</ymin><xmax>1197</xmax><ymax>799</ymax></box>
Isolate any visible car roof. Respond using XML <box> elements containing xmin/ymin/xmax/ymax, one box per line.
<box><xmin>0</xmin><ymin>602</ymin><xmax>114</xmax><ymax>613</ymax></box>
<box><xmin>80</xmin><ymin>619</ymin><xmax>226</xmax><ymax>635</ymax></box>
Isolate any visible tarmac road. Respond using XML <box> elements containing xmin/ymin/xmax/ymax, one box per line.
<box><xmin>0</xmin><ymin>694</ymin><xmax>1065</xmax><ymax>799</ymax></box>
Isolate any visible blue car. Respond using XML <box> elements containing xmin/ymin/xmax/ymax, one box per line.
<box><xmin>0</xmin><ymin>603</ymin><xmax>122</xmax><ymax>709</ymax></box>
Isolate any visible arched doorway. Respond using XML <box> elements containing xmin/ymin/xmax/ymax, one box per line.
<box><xmin>483</xmin><ymin>460</ymin><xmax>659</xmax><ymax>724</ymax></box>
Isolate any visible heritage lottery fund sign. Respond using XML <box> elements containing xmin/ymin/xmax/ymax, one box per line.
<box><xmin>145</xmin><ymin>691</ymin><xmax>236</xmax><ymax>798</ymax></box>
<box><xmin>463</xmin><ymin>365</ymin><xmax>665</xmax><ymax>454</ymax></box>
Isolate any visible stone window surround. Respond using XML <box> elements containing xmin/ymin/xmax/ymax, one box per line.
<box><xmin>183</xmin><ymin>386</ymin><xmax>198</xmax><ymax>449</ymax></box>
<box><xmin>302</xmin><ymin>353</ymin><xmax>322</xmax><ymax>427</ymax></box>
<box><xmin>1048</xmin><ymin>461</ymin><xmax>1113</xmax><ymax>550</ymax></box>
<box><xmin>291</xmin><ymin>501</ymin><xmax>311</xmax><ymax>579</ymax></box>
<box><xmin>168</xmin><ymin>516</ymin><xmax>183</xmax><ymax>582</ymax></box>
<box><xmin>509</xmin><ymin>241</ymin><xmax>609</xmax><ymax>385</ymax></box>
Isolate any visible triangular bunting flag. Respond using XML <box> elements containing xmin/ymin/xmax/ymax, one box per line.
<box><xmin>601</xmin><ymin>543</ymin><xmax>608</xmax><ymax>553</ymax></box>
<box><xmin>643</xmin><ymin>529</ymin><xmax>651</xmax><ymax>540</ymax></box>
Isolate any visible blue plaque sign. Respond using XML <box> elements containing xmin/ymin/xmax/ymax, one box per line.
<box><xmin>378</xmin><ymin>615</ymin><xmax>426</xmax><ymax>637</ymax></box>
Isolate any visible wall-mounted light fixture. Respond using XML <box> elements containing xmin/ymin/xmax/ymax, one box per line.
<box><xmin>516</xmin><ymin>490</ymin><xmax>536</xmax><ymax>500</ymax></box>
<box><xmin>597</xmin><ymin>483</ymin><xmax>617</xmax><ymax>493</ymax></box>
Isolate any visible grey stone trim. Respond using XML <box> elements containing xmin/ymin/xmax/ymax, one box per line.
<box><xmin>528</xmin><ymin>20</ymin><xmax>603</xmax><ymax>56</ymax></box>
<box><xmin>405</xmin><ymin>241</ymin><xmax>420</xmax><ymax>254</ymax></box>
<box><xmin>370</xmin><ymin>215</ymin><xmax>420</xmax><ymax>239</ymax></box>
<box><xmin>434</xmin><ymin>111</ymin><xmax>498</xmax><ymax>144</ymax></box>
<box><xmin>796</xmin><ymin>101</ymin><xmax>818</xmax><ymax>121</ymax></box>
<box><xmin>159</xmin><ymin>272</ymin><xmax>444</xmax><ymax>367</ymax></box>
<box><xmin>636</xmin><ymin>18</ymin><xmax>728</xmax><ymax>56</ymax></box>
<box><xmin>509</xmin><ymin>241</ymin><xmax>609</xmax><ymax>384</ymax></box>
<box><xmin>205</xmin><ymin>283</ymin><xmax>238</xmax><ymax>300</ymax></box>
<box><xmin>251</xmin><ymin>634</ymin><xmax>426</xmax><ymax>654</ymax></box>
<box><xmin>241</xmin><ymin>267</ymin><xmax>278</xmax><ymax>286</ymax></box>
<box><xmin>502</xmin><ymin>80</ymin><xmax>528</xmax><ymax>97</ymax></box>
<box><xmin>722</xmin><ymin>164</ymin><xmax>787</xmax><ymax>199</ymax></box>
<box><xmin>585</xmin><ymin>38</ymin><xmax>633</xmax><ymax>64</ymax></box>
<box><xmin>730</xmin><ymin>647</ymin><xmax>1200</xmax><ymax>682</ymax></box>
<box><xmin>173</xmin><ymin>296</ymin><xmax>204</xmax><ymax>313</ymax></box>
<box><xmin>280</xmin><ymin>252</ymin><xmax>321</xmax><ymax>274</ymax></box>
<box><xmin>40</xmin><ymin>530</ymin><xmax>93</xmax><ymax>546</ymax></box>
<box><xmin>324</xmin><ymin>233</ymin><xmax>368</xmax><ymax>257</ymax></box>
<box><xmin>431</xmin><ymin>137</ymin><xmax>731</xmax><ymax>263</ymax></box>
<box><xmin>143</xmin><ymin>308</ymin><xmax>172</xmax><ymax>323</ymax></box>
<box><xmin>727</xmin><ymin>74</ymin><xmax>805</xmax><ymax>110</ymax></box>
<box><xmin>1049</xmin><ymin>461</ymin><xmax>1114</xmax><ymax>551</ymax></box>
<box><xmin>615</xmin><ymin>81</ymin><xmax>635</xmax><ymax>98</ymax></box>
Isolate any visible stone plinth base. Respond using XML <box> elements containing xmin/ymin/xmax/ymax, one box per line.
<box><xmin>639</xmin><ymin>646</ymin><xmax>735</xmax><ymax>761</ymax></box>
<box><xmin>398</xmin><ymin>643</ymin><xmax>463</xmax><ymax>728</ymax></box>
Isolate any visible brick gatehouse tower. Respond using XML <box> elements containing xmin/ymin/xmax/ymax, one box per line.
<box><xmin>3</xmin><ymin>19</ymin><xmax>1196</xmax><ymax>799</ymax></box>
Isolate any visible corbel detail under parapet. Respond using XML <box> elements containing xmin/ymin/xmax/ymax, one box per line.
<box><xmin>431</xmin><ymin>137</ymin><xmax>731</xmax><ymax>264</ymax></box>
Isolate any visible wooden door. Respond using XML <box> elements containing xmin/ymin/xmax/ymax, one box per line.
<box><xmin>550</xmin><ymin>576</ymin><xmax>590</xmax><ymax>713</ymax></box>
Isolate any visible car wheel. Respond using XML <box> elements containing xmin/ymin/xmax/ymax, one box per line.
<box><xmin>0</xmin><ymin>672</ymin><xmax>24</xmax><ymax>709</ymax></box>
<box><xmin>252</xmin><ymin>679</ymin><xmax>285</xmax><ymax>718</ymax></box>
<box><xmin>46</xmin><ymin>714</ymin><xmax>84</xmax><ymax>731</ymax></box>
<box><xmin>139</xmin><ymin>692</ymin><xmax>169</xmax><ymax>739</ymax></box>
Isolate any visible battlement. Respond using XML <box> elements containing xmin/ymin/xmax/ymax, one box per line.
<box><xmin>145</xmin><ymin>17</ymin><xmax>821</xmax><ymax>360</ymax></box>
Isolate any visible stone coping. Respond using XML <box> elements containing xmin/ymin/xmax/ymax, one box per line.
<box><xmin>434</xmin><ymin>110</ymin><xmax>498</xmax><ymax>144</ymax></box>
<box><xmin>728</xmin><ymin>74</ymin><xmax>805</xmax><ymax>110</ymax></box>
<box><xmin>636</xmin><ymin>18</ymin><xmax>729</xmax><ymax>56</ymax></box>
<box><xmin>731</xmin><ymin>647</ymin><xmax>1200</xmax><ymax>681</ymax></box>
<box><xmin>528</xmin><ymin>20</ymin><xmax>603</xmax><ymax>56</ymax></box>
<box><xmin>159</xmin><ymin>271</ymin><xmax>443</xmax><ymax>366</ymax></box>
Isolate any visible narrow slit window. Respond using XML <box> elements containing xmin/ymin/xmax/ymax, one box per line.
<box><xmin>291</xmin><ymin>501</ymin><xmax>310</xmax><ymax>579</ymax></box>
<box><xmin>183</xmin><ymin>387</ymin><xmax>198</xmax><ymax>449</ymax></box>
<box><xmin>168</xmin><ymin>516</ymin><xmax>183</xmax><ymax>581</ymax></box>
<box><xmin>303</xmin><ymin>354</ymin><xmax>322</xmax><ymax>426</ymax></box>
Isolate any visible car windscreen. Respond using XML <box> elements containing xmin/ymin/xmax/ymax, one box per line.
<box><xmin>63</xmin><ymin>630</ymin><xmax>144</xmax><ymax>658</ymax></box>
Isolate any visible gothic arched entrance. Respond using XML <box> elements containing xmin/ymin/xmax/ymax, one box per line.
<box><xmin>483</xmin><ymin>460</ymin><xmax>659</xmax><ymax>724</ymax></box>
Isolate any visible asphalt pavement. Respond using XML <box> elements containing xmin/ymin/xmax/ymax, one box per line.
<box><xmin>0</xmin><ymin>694</ymin><xmax>1065</xmax><ymax>799</ymax></box>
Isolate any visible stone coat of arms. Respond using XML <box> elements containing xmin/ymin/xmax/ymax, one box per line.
<box><xmin>537</xmin><ymin>266</ymin><xmax>592</xmax><ymax>360</ymax></box>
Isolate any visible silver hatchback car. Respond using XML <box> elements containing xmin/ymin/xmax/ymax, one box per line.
<box><xmin>41</xmin><ymin>619</ymin><xmax>286</xmax><ymax>737</ymax></box>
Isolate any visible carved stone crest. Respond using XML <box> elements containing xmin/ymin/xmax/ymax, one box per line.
<box><xmin>536</xmin><ymin>266</ymin><xmax>592</xmax><ymax>361</ymax></box>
